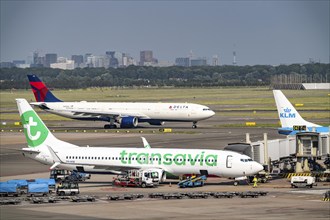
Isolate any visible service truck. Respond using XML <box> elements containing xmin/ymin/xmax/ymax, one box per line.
<box><xmin>113</xmin><ymin>169</ymin><xmax>160</xmax><ymax>188</ymax></box>
<box><xmin>291</xmin><ymin>176</ymin><xmax>316</xmax><ymax>188</ymax></box>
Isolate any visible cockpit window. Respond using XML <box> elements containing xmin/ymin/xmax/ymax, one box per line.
<box><xmin>203</xmin><ymin>108</ymin><xmax>211</xmax><ymax>111</ymax></box>
<box><xmin>240</xmin><ymin>159</ymin><xmax>252</xmax><ymax>162</ymax></box>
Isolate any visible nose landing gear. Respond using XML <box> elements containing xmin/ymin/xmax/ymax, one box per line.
<box><xmin>192</xmin><ymin>122</ymin><xmax>197</xmax><ymax>129</ymax></box>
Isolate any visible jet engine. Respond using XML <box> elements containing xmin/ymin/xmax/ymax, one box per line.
<box><xmin>120</xmin><ymin>116</ymin><xmax>138</xmax><ymax>128</ymax></box>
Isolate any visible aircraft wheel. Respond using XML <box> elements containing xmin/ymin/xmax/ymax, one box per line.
<box><xmin>104</xmin><ymin>124</ymin><xmax>110</xmax><ymax>129</ymax></box>
<box><xmin>192</xmin><ymin>125</ymin><xmax>197</xmax><ymax>129</ymax></box>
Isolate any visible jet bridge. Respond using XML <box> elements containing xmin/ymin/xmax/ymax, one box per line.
<box><xmin>225</xmin><ymin>132</ymin><xmax>330</xmax><ymax>175</ymax></box>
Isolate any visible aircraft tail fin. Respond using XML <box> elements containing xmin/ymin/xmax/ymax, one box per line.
<box><xmin>27</xmin><ymin>74</ymin><xmax>62</xmax><ymax>102</ymax></box>
<box><xmin>16</xmin><ymin>98</ymin><xmax>76</xmax><ymax>150</ymax></box>
<box><xmin>273</xmin><ymin>90</ymin><xmax>319</xmax><ymax>128</ymax></box>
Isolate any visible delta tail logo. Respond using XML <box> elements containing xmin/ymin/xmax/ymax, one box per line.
<box><xmin>21</xmin><ymin>110</ymin><xmax>48</xmax><ymax>147</ymax></box>
<box><xmin>279</xmin><ymin>107</ymin><xmax>296</xmax><ymax>119</ymax></box>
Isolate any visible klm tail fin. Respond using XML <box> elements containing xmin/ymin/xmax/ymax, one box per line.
<box><xmin>27</xmin><ymin>74</ymin><xmax>62</xmax><ymax>102</ymax></box>
<box><xmin>16</xmin><ymin>99</ymin><xmax>76</xmax><ymax>150</ymax></box>
<box><xmin>273</xmin><ymin>90</ymin><xmax>320</xmax><ymax>128</ymax></box>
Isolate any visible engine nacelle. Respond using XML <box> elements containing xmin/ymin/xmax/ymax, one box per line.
<box><xmin>120</xmin><ymin>116</ymin><xmax>138</xmax><ymax>128</ymax></box>
<box><xmin>147</xmin><ymin>120</ymin><xmax>165</xmax><ymax>126</ymax></box>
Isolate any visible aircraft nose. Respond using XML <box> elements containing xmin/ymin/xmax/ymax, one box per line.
<box><xmin>253</xmin><ymin>162</ymin><xmax>264</xmax><ymax>173</ymax></box>
<box><xmin>209</xmin><ymin>110</ymin><xmax>215</xmax><ymax>117</ymax></box>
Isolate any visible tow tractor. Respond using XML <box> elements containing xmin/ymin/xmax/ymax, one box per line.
<box><xmin>56</xmin><ymin>181</ymin><xmax>80</xmax><ymax>196</ymax></box>
<box><xmin>113</xmin><ymin>169</ymin><xmax>161</xmax><ymax>188</ymax></box>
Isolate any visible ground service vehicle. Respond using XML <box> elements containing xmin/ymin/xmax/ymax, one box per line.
<box><xmin>291</xmin><ymin>176</ymin><xmax>316</xmax><ymax>188</ymax></box>
<box><xmin>0</xmin><ymin>183</ymin><xmax>19</xmax><ymax>197</ymax></box>
<box><xmin>178</xmin><ymin>175</ymin><xmax>207</xmax><ymax>188</ymax></box>
<box><xmin>27</xmin><ymin>183</ymin><xmax>49</xmax><ymax>197</ymax></box>
<box><xmin>113</xmin><ymin>169</ymin><xmax>160</xmax><ymax>188</ymax></box>
<box><xmin>50</xmin><ymin>170</ymin><xmax>71</xmax><ymax>182</ymax></box>
<box><xmin>56</xmin><ymin>181</ymin><xmax>80</xmax><ymax>196</ymax></box>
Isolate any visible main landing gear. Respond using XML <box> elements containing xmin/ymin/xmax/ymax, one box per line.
<box><xmin>192</xmin><ymin>122</ymin><xmax>197</xmax><ymax>129</ymax></box>
<box><xmin>104</xmin><ymin>118</ymin><xmax>117</xmax><ymax>129</ymax></box>
<box><xmin>104</xmin><ymin>124</ymin><xmax>117</xmax><ymax>129</ymax></box>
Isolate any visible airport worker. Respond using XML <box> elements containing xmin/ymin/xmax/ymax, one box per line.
<box><xmin>58</xmin><ymin>181</ymin><xmax>62</xmax><ymax>188</ymax></box>
<box><xmin>253</xmin><ymin>175</ymin><xmax>258</xmax><ymax>188</ymax></box>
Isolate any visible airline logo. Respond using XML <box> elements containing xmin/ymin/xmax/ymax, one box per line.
<box><xmin>21</xmin><ymin>110</ymin><xmax>48</xmax><ymax>147</ymax></box>
<box><xmin>119</xmin><ymin>150</ymin><xmax>218</xmax><ymax>166</ymax></box>
<box><xmin>169</xmin><ymin>105</ymin><xmax>189</xmax><ymax>110</ymax></box>
<box><xmin>29</xmin><ymin>81</ymin><xmax>49</xmax><ymax>102</ymax></box>
<box><xmin>280</xmin><ymin>108</ymin><xmax>296</xmax><ymax>118</ymax></box>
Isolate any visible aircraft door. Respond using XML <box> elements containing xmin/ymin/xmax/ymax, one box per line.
<box><xmin>226</xmin><ymin>155</ymin><xmax>233</xmax><ymax>168</ymax></box>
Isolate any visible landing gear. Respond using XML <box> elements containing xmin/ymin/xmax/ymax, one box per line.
<box><xmin>104</xmin><ymin>124</ymin><xmax>117</xmax><ymax>129</ymax></box>
<box><xmin>192</xmin><ymin>122</ymin><xmax>197</xmax><ymax>129</ymax></box>
<box><xmin>104</xmin><ymin>118</ymin><xmax>117</xmax><ymax>129</ymax></box>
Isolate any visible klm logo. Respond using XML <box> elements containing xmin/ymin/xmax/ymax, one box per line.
<box><xmin>280</xmin><ymin>108</ymin><xmax>296</xmax><ymax>118</ymax></box>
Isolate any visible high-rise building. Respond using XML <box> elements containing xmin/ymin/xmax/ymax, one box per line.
<box><xmin>106</xmin><ymin>51</ymin><xmax>120</xmax><ymax>68</ymax></box>
<box><xmin>45</xmin><ymin>53</ymin><xmax>57</xmax><ymax>67</ymax></box>
<box><xmin>140</xmin><ymin>50</ymin><xmax>157</xmax><ymax>66</ymax></box>
<box><xmin>191</xmin><ymin>58</ymin><xmax>207</xmax><ymax>66</ymax></box>
<box><xmin>71</xmin><ymin>55</ymin><xmax>84</xmax><ymax>68</ymax></box>
<box><xmin>175</xmin><ymin>57</ymin><xmax>190</xmax><ymax>67</ymax></box>
<box><xmin>212</xmin><ymin>55</ymin><xmax>220</xmax><ymax>66</ymax></box>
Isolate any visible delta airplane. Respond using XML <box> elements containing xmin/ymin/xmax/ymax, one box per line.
<box><xmin>273</xmin><ymin>90</ymin><xmax>329</xmax><ymax>135</ymax></box>
<box><xmin>27</xmin><ymin>75</ymin><xmax>215</xmax><ymax>129</ymax></box>
<box><xmin>16</xmin><ymin>98</ymin><xmax>263</xmax><ymax>182</ymax></box>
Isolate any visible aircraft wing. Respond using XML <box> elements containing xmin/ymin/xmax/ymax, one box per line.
<box><xmin>92</xmin><ymin>165</ymin><xmax>142</xmax><ymax>171</ymax></box>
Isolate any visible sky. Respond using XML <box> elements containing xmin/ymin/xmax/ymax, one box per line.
<box><xmin>0</xmin><ymin>0</ymin><xmax>329</xmax><ymax>66</ymax></box>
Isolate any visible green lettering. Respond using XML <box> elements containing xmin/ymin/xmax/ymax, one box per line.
<box><xmin>120</xmin><ymin>150</ymin><xmax>127</xmax><ymax>164</ymax></box>
<box><xmin>188</xmin><ymin>154</ymin><xmax>199</xmax><ymax>165</ymax></box>
<box><xmin>200</xmin><ymin>151</ymin><xmax>205</xmax><ymax>166</ymax></box>
<box><xmin>174</xmin><ymin>154</ymin><xmax>186</xmax><ymax>166</ymax></box>
<box><xmin>128</xmin><ymin>152</ymin><xmax>137</xmax><ymax>164</ymax></box>
<box><xmin>163</xmin><ymin>153</ymin><xmax>173</xmax><ymax>165</ymax></box>
<box><xmin>205</xmin><ymin>154</ymin><xmax>218</xmax><ymax>166</ymax></box>
<box><xmin>137</xmin><ymin>153</ymin><xmax>149</xmax><ymax>165</ymax></box>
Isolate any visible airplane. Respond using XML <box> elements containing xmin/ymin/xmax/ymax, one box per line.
<box><xmin>273</xmin><ymin>90</ymin><xmax>329</xmax><ymax>135</ymax></box>
<box><xmin>16</xmin><ymin>98</ymin><xmax>264</xmax><ymax>182</ymax></box>
<box><xmin>27</xmin><ymin>74</ymin><xmax>215</xmax><ymax>129</ymax></box>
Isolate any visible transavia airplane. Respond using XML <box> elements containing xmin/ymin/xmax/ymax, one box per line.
<box><xmin>16</xmin><ymin>99</ymin><xmax>263</xmax><ymax>182</ymax></box>
<box><xmin>273</xmin><ymin>90</ymin><xmax>329</xmax><ymax>135</ymax></box>
<box><xmin>27</xmin><ymin>75</ymin><xmax>215</xmax><ymax>129</ymax></box>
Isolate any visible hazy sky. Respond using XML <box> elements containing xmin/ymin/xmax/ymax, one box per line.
<box><xmin>1</xmin><ymin>0</ymin><xmax>329</xmax><ymax>65</ymax></box>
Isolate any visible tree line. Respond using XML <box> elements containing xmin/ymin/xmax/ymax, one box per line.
<box><xmin>0</xmin><ymin>63</ymin><xmax>329</xmax><ymax>89</ymax></box>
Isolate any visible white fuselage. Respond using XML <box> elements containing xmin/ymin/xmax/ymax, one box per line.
<box><xmin>26</xmin><ymin>146</ymin><xmax>263</xmax><ymax>178</ymax></box>
<box><xmin>31</xmin><ymin>102</ymin><xmax>215</xmax><ymax>122</ymax></box>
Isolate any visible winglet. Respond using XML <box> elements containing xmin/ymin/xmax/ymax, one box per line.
<box><xmin>141</xmin><ymin>137</ymin><xmax>151</xmax><ymax>149</ymax></box>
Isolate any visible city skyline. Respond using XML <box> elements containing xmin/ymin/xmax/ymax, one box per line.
<box><xmin>1</xmin><ymin>1</ymin><xmax>329</xmax><ymax>65</ymax></box>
